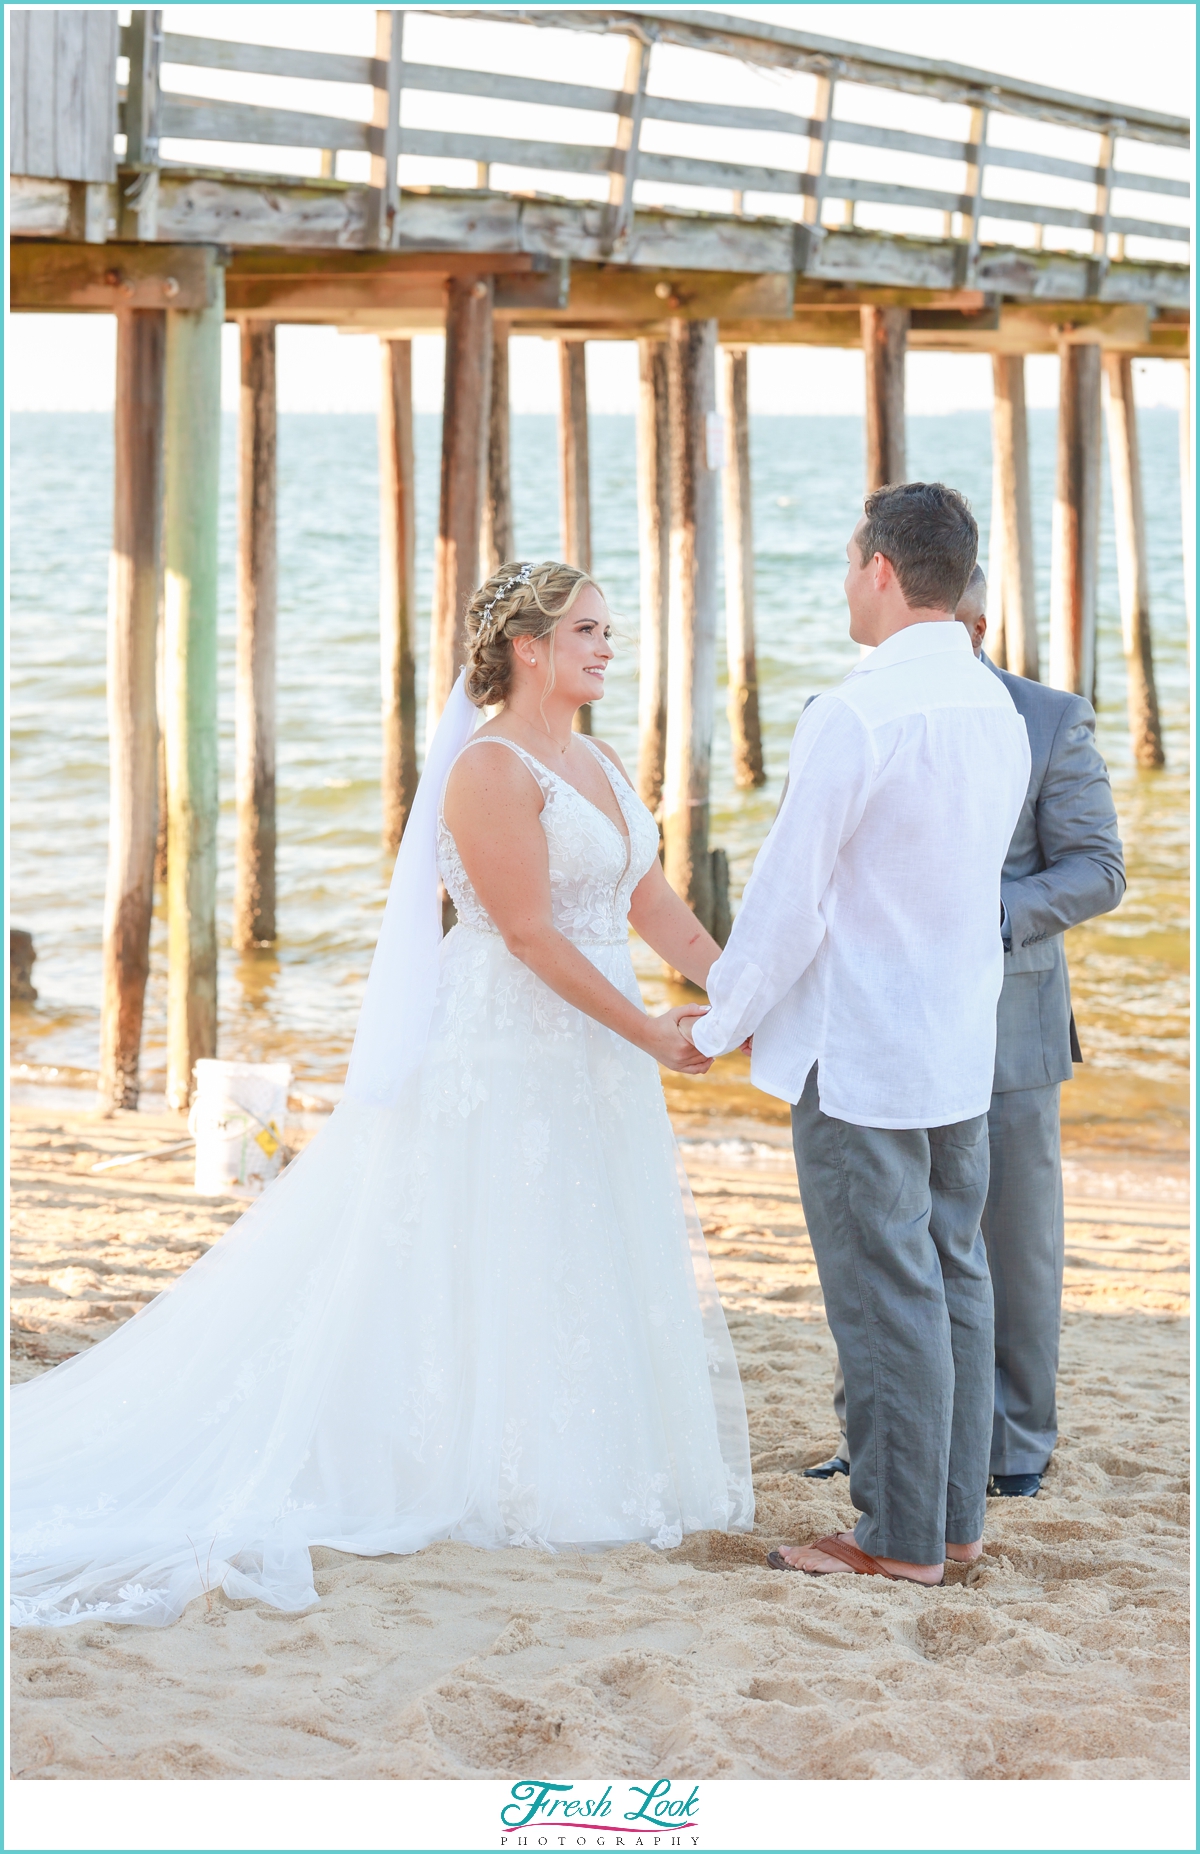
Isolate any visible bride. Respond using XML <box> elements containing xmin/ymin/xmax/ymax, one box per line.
<box><xmin>12</xmin><ymin>559</ymin><xmax>753</xmax><ymax>1628</ymax></box>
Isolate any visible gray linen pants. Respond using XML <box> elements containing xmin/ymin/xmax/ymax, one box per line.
<box><xmin>830</xmin><ymin>1081</ymin><xmax>1064</xmax><ymax>1479</ymax></box>
<box><xmin>982</xmin><ymin>1082</ymin><xmax>1064</xmax><ymax>1475</ymax></box>
<box><xmin>792</xmin><ymin>1065</ymin><xmax>994</xmax><ymax>1564</ymax></box>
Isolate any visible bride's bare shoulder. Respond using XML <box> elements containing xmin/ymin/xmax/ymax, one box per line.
<box><xmin>443</xmin><ymin>730</ymin><xmax>544</xmax><ymax>816</ymax></box>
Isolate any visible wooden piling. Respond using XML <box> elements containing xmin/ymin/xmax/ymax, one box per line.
<box><xmin>989</xmin><ymin>353</ymin><xmax>1039</xmax><ymax>679</ymax></box>
<box><xmin>99</xmin><ymin>308</ymin><xmax>165</xmax><ymax>1111</ymax></box>
<box><xmin>558</xmin><ymin>338</ymin><xmax>593</xmax><ymax>730</ymax></box>
<box><xmin>234</xmin><ymin>319</ymin><xmax>277</xmax><ymax>948</ymax></box>
<box><xmin>861</xmin><ymin>305</ymin><xmax>908</xmax><ymax>490</ymax></box>
<box><xmin>480</xmin><ymin>323</ymin><xmax>513</xmax><ymax>576</ymax></box>
<box><xmin>663</xmin><ymin>318</ymin><xmax>719</xmax><ymax>935</ymax></box>
<box><xmin>163</xmin><ymin>267</ymin><xmax>224</xmax><ymax>1109</ymax></box>
<box><xmin>379</xmin><ymin>336</ymin><xmax>419</xmax><ymax>850</ymax></box>
<box><xmin>721</xmin><ymin>346</ymin><xmax>765</xmax><ymax>787</ymax></box>
<box><xmin>636</xmin><ymin>337</ymin><xmax>670</xmax><ymax>812</ymax></box>
<box><xmin>429</xmin><ymin>275</ymin><xmax>492</xmax><ymax>731</ymax></box>
<box><xmin>1103</xmin><ymin>352</ymin><xmax>1164</xmax><ymax>767</ymax></box>
<box><xmin>1049</xmin><ymin>341</ymin><xmax>1103</xmax><ymax>698</ymax></box>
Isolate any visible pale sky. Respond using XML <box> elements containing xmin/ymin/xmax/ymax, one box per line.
<box><xmin>8</xmin><ymin>2</ymin><xmax>1193</xmax><ymax>415</ymax></box>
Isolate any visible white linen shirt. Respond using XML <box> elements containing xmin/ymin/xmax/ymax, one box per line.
<box><xmin>693</xmin><ymin>620</ymin><xmax>1031</xmax><ymax>1128</ymax></box>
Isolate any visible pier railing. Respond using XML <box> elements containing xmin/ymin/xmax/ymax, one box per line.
<box><xmin>13</xmin><ymin>6</ymin><xmax>1189</xmax><ymax>273</ymax></box>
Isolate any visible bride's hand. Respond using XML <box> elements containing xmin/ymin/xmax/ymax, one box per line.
<box><xmin>644</xmin><ymin>1006</ymin><xmax>714</xmax><ymax>1075</ymax></box>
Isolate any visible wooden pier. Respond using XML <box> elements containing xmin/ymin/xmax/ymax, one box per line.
<box><xmin>8</xmin><ymin>5</ymin><xmax>1190</xmax><ymax>1108</ymax></box>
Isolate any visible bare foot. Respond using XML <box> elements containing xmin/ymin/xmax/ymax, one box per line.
<box><xmin>945</xmin><ymin>1537</ymin><xmax>984</xmax><ymax>1564</ymax></box>
<box><xmin>774</xmin><ymin>1530</ymin><xmax>944</xmax><ymax>1584</ymax></box>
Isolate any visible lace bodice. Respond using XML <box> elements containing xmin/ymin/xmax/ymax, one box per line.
<box><xmin>437</xmin><ymin>735</ymin><xmax>660</xmax><ymax>945</ymax></box>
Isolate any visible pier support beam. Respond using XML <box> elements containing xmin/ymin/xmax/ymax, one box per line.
<box><xmin>163</xmin><ymin>268</ymin><xmax>224</xmax><ymax>1110</ymax></box>
<box><xmin>379</xmin><ymin>336</ymin><xmax>419</xmax><ymax>849</ymax></box>
<box><xmin>989</xmin><ymin>353</ymin><xmax>1039</xmax><ymax>679</ymax></box>
<box><xmin>663</xmin><ymin>317</ymin><xmax>719</xmax><ymax>937</ymax></box>
<box><xmin>558</xmin><ymin>338</ymin><xmax>593</xmax><ymax>732</ymax></box>
<box><xmin>429</xmin><ymin>275</ymin><xmax>493</xmax><ymax>731</ymax></box>
<box><xmin>99</xmin><ymin>308</ymin><xmax>166</xmax><ymax>1111</ymax></box>
<box><xmin>721</xmin><ymin>346</ymin><xmax>765</xmax><ymax>787</ymax></box>
<box><xmin>480</xmin><ymin>323</ymin><xmax>513</xmax><ymax>577</ymax></box>
<box><xmin>1049</xmin><ymin>341</ymin><xmax>1102</xmax><ymax>698</ymax></box>
<box><xmin>1103</xmin><ymin>353</ymin><xmax>1164</xmax><ymax>767</ymax></box>
<box><xmin>234</xmin><ymin>319</ymin><xmax>277</xmax><ymax>948</ymax></box>
<box><xmin>636</xmin><ymin>337</ymin><xmax>670</xmax><ymax>812</ymax></box>
<box><xmin>861</xmin><ymin>305</ymin><xmax>908</xmax><ymax>491</ymax></box>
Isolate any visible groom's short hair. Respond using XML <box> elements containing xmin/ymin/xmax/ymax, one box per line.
<box><xmin>857</xmin><ymin>482</ymin><xmax>978</xmax><ymax>614</ymax></box>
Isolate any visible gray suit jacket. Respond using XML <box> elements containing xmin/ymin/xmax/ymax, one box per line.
<box><xmin>986</xmin><ymin>657</ymin><xmax>1125</xmax><ymax>1093</ymax></box>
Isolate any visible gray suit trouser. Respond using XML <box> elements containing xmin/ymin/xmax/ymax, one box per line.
<box><xmin>830</xmin><ymin>1081</ymin><xmax>1064</xmax><ymax>1479</ymax></box>
<box><xmin>791</xmin><ymin>1065</ymin><xmax>994</xmax><ymax>1565</ymax></box>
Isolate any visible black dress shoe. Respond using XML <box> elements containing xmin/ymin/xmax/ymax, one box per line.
<box><xmin>803</xmin><ymin>1455</ymin><xmax>849</xmax><ymax>1480</ymax></box>
<box><xmin>988</xmin><ymin>1471</ymin><xmax>1042</xmax><ymax>1497</ymax></box>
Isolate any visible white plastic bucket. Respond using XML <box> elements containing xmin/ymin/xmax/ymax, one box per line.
<box><xmin>190</xmin><ymin>1060</ymin><xmax>292</xmax><ymax>1199</ymax></box>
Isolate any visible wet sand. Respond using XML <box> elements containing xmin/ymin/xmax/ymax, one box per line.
<box><xmin>9</xmin><ymin>1099</ymin><xmax>1190</xmax><ymax>1781</ymax></box>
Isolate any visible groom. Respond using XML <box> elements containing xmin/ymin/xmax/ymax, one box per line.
<box><xmin>687</xmin><ymin>483</ymin><xmax>1030</xmax><ymax>1584</ymax></box>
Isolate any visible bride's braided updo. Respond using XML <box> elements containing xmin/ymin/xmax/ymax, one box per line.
<box><xmin>464</xmin><ymin>560</ymin><xmax>598</xmax><ymax>708</ymax></box>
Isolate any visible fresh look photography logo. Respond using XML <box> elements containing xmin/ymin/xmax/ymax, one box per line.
<box><xmin>500</xmin><ymin>1780</ymin><xmax>701</xmax><ymax>1847</ymax></box>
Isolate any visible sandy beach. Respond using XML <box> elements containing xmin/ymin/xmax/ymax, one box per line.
<box><xmin>9</xmin><ymin>1097</ymin><xmax>1190</xmax><ymax>1781</ymax></box>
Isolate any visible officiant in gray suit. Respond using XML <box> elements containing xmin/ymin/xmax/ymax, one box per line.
<box><xmin>810</xmin><ymin>564</ymin><xmax>1126</xmax><ymax>1498</ymax></box>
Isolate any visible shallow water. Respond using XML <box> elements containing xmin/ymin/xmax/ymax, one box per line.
<box><xmin>9</xmin><ymin>407</ymin><xmax>1190</xmax><ymax>1136</ymax></box>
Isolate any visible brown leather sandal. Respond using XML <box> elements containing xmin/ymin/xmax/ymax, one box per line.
<box><xmin>767</xmin><ymin>1534</ymin><xmax>943</xmax><ymax>1586</ymax></box>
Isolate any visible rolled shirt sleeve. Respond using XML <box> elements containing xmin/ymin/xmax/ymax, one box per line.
<box><xmin>693</xmin><ymin>696</ymin><xmax>875</xmax><ymax>1059</ymax></box>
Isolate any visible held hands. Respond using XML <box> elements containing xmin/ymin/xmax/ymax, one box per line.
<box><xmin>645</xmin><ymin>1004</ymin><xmax>714</xmax><ymax>1075</ymax></box>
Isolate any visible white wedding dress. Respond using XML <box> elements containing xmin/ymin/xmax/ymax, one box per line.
<box><xmin>11</xmin><ymin>723</ymin><xmax>753</xmax><ymax>1628</ymax></box>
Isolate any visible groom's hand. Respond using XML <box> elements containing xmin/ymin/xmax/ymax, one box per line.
<box><xmin>674</xmin><ymin>1004</ymin><xmax>709</xmax><ymax>1049</ymax></box>
<box><xmin>645</xmin><ymin>1004</ymin><xmax>713</xmax><ymax>1074</ymax></box>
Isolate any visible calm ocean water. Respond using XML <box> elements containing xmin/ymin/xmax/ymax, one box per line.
<box><xmin>9</xmin><ymin>406</ymin><xmax>1190</xmax><ymax>1113</ymax></box>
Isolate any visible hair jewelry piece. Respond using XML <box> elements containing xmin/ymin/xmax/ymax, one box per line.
<box><xmin>477</xmin><ymin>562</ymin><xmax>535</xmax><ymax>643</ymax></box>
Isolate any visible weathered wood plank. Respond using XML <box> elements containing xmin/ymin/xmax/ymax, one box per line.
<box><xmin>123</xmin><ymin>7</ymin><xmax>162</xmax><ymax>171</ymax></box>
<box><xmin>1049</xmin><ymin>340</ymin><xmax>1103</xmax><ymax>699</ymax></box>
<box><xmin>8</xmin><ymin>176</ymin><xmax>72</xmax><ymax>237</ymax></box>
<box><xmin>163</xmin><ymin>272</ymin><xmax>225</xmax><ymax>1108</ymax></box>
<box><xmin>83</xmin><ymin>10</ymin><xmax>119</xmax><ymax>184</ymax></box>
<box><xmin>368</xmin><ymin>10</ymin><xmax>403</xmax><ymax>248</ymax></box>
<box><xmin>399</xmin><ymin>124</ymin><xmax>611</xmax><ymax>178</ymax></box>
<box><xmin>22</xmin><ymin>10</ymin><xmax>59</xmax><ymax>181</ymax></box>
<box><xmin>10</xmin><ymin>239</ymin><xmax>216</xmax><ymax>310</ymax></box>
<box><xmin>154</xmin><ymin>170</ymin><xmax>371</xmax><ymax>246</ymax></box>
<box><xmin>721</xmin><ymin>346</ymin><xmax>764</xmax><ymax>788</ymax></box>
<box><xmin>1102</xmin><ymin>352</ymin><xmax>1164</xmax><ymax>765</ymax></box>
<box><xmin>155</xmin><ymin>29</ymin><xmax>377</xmax><ymax>88</ymax></box>
<box><xmin>157</xmin><ymin>93</ymin><xmax>372</xmax><ymax>153</ymax></box>
<box><xmin>605</xmin><ymin>35</ymin><xmax>650</xmax><ymax>251</ymax></box>
<box><xmin>636</xmin><ymin>337</ymin><xmax>670</xmax><ymax>813</ymax></box>
<box><xmin>862</xmin><ymin>304</ymin><xmax>908</xmax><ymax>488</ymax></box>
<box><xmin>10</xmin><ymin>10</ymin><xmax>30</xmax><ymax>175</ymax></box>
<box><xmin>54</xmin><ymin>11</ymin><xmax>89</xmax><ymax>181</ymax></box>
<box><xmin>379</xmin><ymin>337</ymin><xmax>419</xmax><ymax>851</ymax></box>
<box><xmin>234</xmin><ymin>320</ymin><xmax>278</xmax><ymax>949</ymax></box>
<box><xmin>100</xmin><ymin>308</ymin><xmax>165</xmax><ymax>1111</ymax></box>
<box><xmin>429</xmin><ymin>276</ymin><xmax>493</xmax><ymax>730</ymax></box>
<box><xmin>662</xmin><ymin>316</ymin><xmax>720</xmax><ymax>939</ymax></box>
